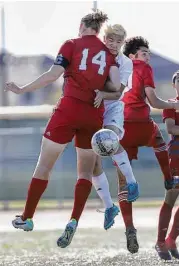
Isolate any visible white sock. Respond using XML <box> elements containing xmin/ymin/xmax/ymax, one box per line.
<box><xmin>92</xmin><ymin>172</ymin><xmax>113</xmax><ymax>209</ymax></box>
<box><xmin>112</xmin><ymin>150</ymin><xmax>136</xmax><ymax>184</ymax></box>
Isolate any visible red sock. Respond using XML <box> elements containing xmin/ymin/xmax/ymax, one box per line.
<box><xmin>119</xmin><ymin>200</ymin><xmax>134</xmax><ymax>228</ymax></box>
<box><xmin>153</xmin><ymin>144</ymin><xmax>172</xmax><ymax>181</ymax></box>
<box><xmin>168</xmin><ymin>207</ymin><xmax>179</xmax><ymax>241</ymax></box>
<box><xmin>22</xmin><ymin>178</ymin><xmax>48</xmax><ymax>220</ymax></box>
<box><xmin>157</xmin><ymin>202</ymin><xmax>172</xmax><ymax>242</ymax></box>
<box><xmin>71</xmin><ymin>178</ymin><xmax>92</xmax><ymax>222</ymax></box>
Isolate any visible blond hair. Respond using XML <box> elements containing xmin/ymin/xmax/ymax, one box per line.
<box><xmin>81</xmin><ymin>10</ymin><xmax>108</xmax><ymax>33</ymax></box>
<box><xmin>104</xmin><ymin>24</ymin><xmax>127</xmax><ymax>40</ymax></box>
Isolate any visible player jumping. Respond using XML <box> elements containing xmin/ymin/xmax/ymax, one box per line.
<box><xmin>92</xmin><ymin>24</ymin><xmax>139</xmax><ymax>231</ymax></box>
<box><xmin>6</xmin><ymin>11</ymin><xmax>121</xmax><ymax>245</ymax></box>
<box><xmin>88</xmin><ymin>36</ymin><xmax>179</xmax><ymax>254</ymax></box>
<box><xmin>155</xmin><ymin>70</ymin><xmax>179</xmax><ymax>260</ymax></box>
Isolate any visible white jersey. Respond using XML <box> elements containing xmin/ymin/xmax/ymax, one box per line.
<box><xmin>104</xmin><ymin>53</ymin><xmax>133</xmax><ymax>107</ymax></box>
<box><xmin>103</xmin><ymin>53</ymin><xmax>133</xmax><ymax>139</ymax></box>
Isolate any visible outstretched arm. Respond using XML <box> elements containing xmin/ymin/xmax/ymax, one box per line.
<box><xmin>5</xmin><ymin>65</ymin><xmax>65</xmax><ymax>94</ymax></box>
<box><xmin>145</xmin><ymin>87</ymin><xmax>179</xmax><ymax>109</ymax></box>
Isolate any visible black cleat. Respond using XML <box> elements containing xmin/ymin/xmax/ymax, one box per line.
<box><xmin>155</xmin><ymin>242</ymin><xmax>172</xmax><ymax>261</ymax></box>
<box><xmin>125</xmin><ymin>227</ymin><xmax>139</xmax><ymax>254</ymax></box>
<box><xmin>166</xmin><ymin>237</ymin><xmax>179</xmax><ymax>259</ymax></box>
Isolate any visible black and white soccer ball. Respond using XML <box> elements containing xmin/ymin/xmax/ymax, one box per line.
<box><xmin>91</xmin><ymin>129</ymin><xmax>119</xmax><ymax>157</ymax></box>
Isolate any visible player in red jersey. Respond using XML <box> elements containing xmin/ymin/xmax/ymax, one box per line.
<box><xmin>116</xmin><ymin>36</ymin><xmax>179</xmax><ymax>254</ymax></box>
<box><xmin>5</xmin><ymin>11</ymin><xmax>120</xmax><ymax>246</ymax></box>
<box><xmin>155</xmin><ymin>71</ymin><xmax>179</xmax><ymax>260</ymax></box>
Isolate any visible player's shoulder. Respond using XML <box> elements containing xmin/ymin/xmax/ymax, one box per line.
<box><xmin>63</xmin><ymin>38</ymin><xmax>76</xmax><ymax>45</ymax></box>
<box><xmin>134</xmin><ymin>61</ymin><xmax>153</xmax><ymax>76</ymax></box>
<box><xmin>117</xmin><ymin>53</ymin><xmax>132</xmax><ymax>66</ymax></box>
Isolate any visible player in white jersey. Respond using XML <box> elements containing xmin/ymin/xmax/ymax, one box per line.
<box><xmin>92</xmin><ymin>24</ymin><xmax>139</xmax><ymax>230</ymax></box>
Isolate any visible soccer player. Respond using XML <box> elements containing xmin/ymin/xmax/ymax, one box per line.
<box><xmin>155</xmin><ymin>70</ymin><xmax>179</xmax><ymax>260</ymax></box>
<box><xmin>88</xmin><ymin>36</ymin><xmax>179</xmax><ymax>254</ymax></box>
<box><xmin>5</xmin><ymin>11</ymin><xmax>120</xmax><ymax>243</ymax></box>
<box><xmin>118</xmin><ymin>37</ymin><xmax>179</xmax><ymax>254</ymax></box>
<box><xmin>57</xmin><ymin>24</ymin><xmax>136</xmax><ymax>248</ymax></box>
<box><xmin>92</xmin><ymin>24</ymin><xmax>139</xmax><ymax>231</ymax></box>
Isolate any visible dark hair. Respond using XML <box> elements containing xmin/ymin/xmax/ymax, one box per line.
<box><xmin>81</xmin><ymin>10</ymin><xmax>108</xmax><ymax>33</ymax></box>
<box><xmin>172</xmin><ymin>70</ymin><xmax>179</xmax><ymax>84</ymax></box>
<box><xmin>123</xmin><ymin>36</ymin><xmax>149</xmax><ymax>57</ymax></box>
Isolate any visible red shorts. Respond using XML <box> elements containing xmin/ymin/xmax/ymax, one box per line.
<box><xmin>120</xmin><ymin>120</ymin><xmax>159</xmax><ymax>160</ymax></box>
<box><xmin>44</xmin><ymin>97</ymin><xmax>104</xmax><ymax>149</ymax></box>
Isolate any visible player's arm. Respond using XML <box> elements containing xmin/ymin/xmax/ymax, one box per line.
<box><xmin>5</xmin><ymin>40</ymin><xmax>74</xmax><ymax>94</ymax></box>
<box><xmin>144</xmin><ymin>65</ymin><xmax>179</xmax><ymax>110</ymax></box>
<box><xmin>94</xmin><ymin>83</ymin><xmax>124</xmax><ymax>108</ymax></box>
<box><xmin>108</xmin><ymin>66</ymin><xmax>121</xmax><ymax>92</ymax></box>
<box><xmin>102</xmin><ymin>58</ymin><xmax>132</xmax><ymax>99</ymax></box>
<box><xmin>5</xmin><ymin>65</ymin><xmax>65</xmax><ymax>94</ymax></box>
<box><xmin>145</xmin><ymin>87</ymin><xmax>179</xmax><ymax>109</ymax></box>
<box><xmin>165</xmin><ymin>118</ymin><xmax>179</xmax><ymax>135</ymax></box>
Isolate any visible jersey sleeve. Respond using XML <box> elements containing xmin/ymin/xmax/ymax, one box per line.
<box><xmin>143</xmin><ymin>65</ymin><xmax>155</xmax><ymax>89</ymax></box>
<box><xmin>163</xmin><ymin>109</ymin><xmax>175</xmax><ymax>122</ymax></box>
<box><xmin>119</xmin><ymin>58</ymin><xmax>133</xmax><ymax>86</ymax></box>
<box><xmin>54</xmin><ymin>39</ymin><xmax>75</xmax><ymax>68</ymax></box>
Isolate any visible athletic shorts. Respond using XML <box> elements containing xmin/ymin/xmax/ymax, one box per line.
<box><xmin>120</xmin><ymin>120</ymin><xmax>159</xmax><ymax>160</ymax></box>
<box><xmin>44</xmin><ymin>97</ymin><xmax>104</xmax><ymax>149</ymax></box>
<box><xmin>103</xmin><ymin>101</ymin><xmax>124</xmax><ymax>140</ymax></box>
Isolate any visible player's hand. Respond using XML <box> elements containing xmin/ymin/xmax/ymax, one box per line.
<box><xmin>5</xmin><ymin>82</ymin><xmax>23</xmax><ymax>94</ymax></box>
<box><xmin>94</xmin><ymin>91</ymin><xmax>104</xmax><ymax>108</ymax></box>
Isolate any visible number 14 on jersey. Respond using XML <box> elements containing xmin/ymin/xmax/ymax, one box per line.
<box><xmin>79</xmin><ymin>49</ymin><xmax>106</xmax><ymax>75</ymax></box>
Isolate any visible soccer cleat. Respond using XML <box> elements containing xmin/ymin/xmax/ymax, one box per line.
<box><xmin>166</xmin><ymin>237</ymin><xmax>179</xmax><ymax>259</ymax></box>
<box><xmin>57</xmin><ymin>219</ymin><xmax>78</xmax><ymax>248</ymax></box>
<box><xmin>155</xmin><ymin>241</ymin><xmax>172</xmax><ymax>260</ymax></box>
<box><xmin>127</xmin><ymin>182</ymin><xmax>139</xmax><ymax>202</ymax></box>
<box><xmin>125</xmin><ymin>227</ymin><xmax>139</xmax><ymax>254</ymax></box>
<box><xmin>12</xmin><ymin>215</ymin><xmax>34</xmax><ymax>231</ymax></box>
<box><xmin>164</xmin><ymin>179</ymin><xmax>174</xmax><ymax>190</ymax></box>
<box><xmin>104</xmin><ymin>204</ymin><xmax>120</xmax><ymax>230</ymax></box>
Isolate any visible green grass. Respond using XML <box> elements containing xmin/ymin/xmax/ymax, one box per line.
<box><xmin>0</xmin><ymin>228</ymin><xmax>174</xmax><ymax>266</ymax></box>
<box><xmin>0</xmin><ymin>198</ymin><xmax>178</xmax><ymax>211</ymax></box>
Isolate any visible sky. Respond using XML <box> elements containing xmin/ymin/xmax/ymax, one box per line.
<box><xmin>0</xmin><ymin>0</ymin><xmax>179</xmax><ymax>62</ymax></box>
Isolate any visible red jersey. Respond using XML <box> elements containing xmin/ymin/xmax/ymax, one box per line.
<box><xmin>54</xmin><ymin>35</ymin><xmax>116</xmax><ymax>105</ymax></box>
<box><xmin>163</xmin><ymin>97</ymin><xmax>179</xmax><ymax>140</ymax></box>
<box><xmin>122</xmin><ymin>60</ymin><xmax>155</xmax><ymax>122</ymax></box>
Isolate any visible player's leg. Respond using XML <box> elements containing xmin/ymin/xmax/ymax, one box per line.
<box><xmin>117</xmin><ymin>163</ymin><xmax>139</xmax><ymax>254</ymax></box>
<box><xmin>155</xmin><ymin>189</ymin><xmax>179</xmax><ymax>260</ymax></box>
<box><xmin>57</xmin><ymin>147</ymin><xmax>97</xmax><ymax>248</ymax></box>
<box><xmin>165</xmin><ymin>153</ymin><xmax>179</xmax><ymax>259</ymax></box>
<box><xmin>12</xmin><ymin>104</ymin><xmax>75</xmax><ymax>231</ymax></box>
<box><xmin>151</xmin><ymin>123</ymin><xmax>173</xmax><ymax>190</ymax></box>
<box><xmin>103</xmin><ymin>102</ymin><xmax>139</xmax><ymax>202</ymax></box>
<box><xmin>57</xmin><ymin>110</ymin><xmax>103</xmax><ymax>248</ymax></box>
<box><xmin>12</xmin><ymin>137</ymin><xmax>67</xmax><ymax>231</ymax></box>
<box><xmin>92</xmin><ymin>156</ymin><xmax>119</xmax><ymax>230</ymax></box>
<box><xmin>166</xmin><ymin>202</ymin><xmax>179</xmax><ymax>259</ymax></box>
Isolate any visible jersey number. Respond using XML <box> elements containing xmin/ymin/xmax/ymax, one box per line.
<box><xmin>79</xmin><ymin>49</ymin><xmax>106</xmax><ymax>75</ymax></box>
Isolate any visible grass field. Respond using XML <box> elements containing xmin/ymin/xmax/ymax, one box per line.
<box><xmin>0</xmin><ymin>208</ymin><xmax>179</xmax><ymax>266</ymax></box>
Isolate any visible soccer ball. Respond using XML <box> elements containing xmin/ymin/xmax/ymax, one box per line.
<box><xmin>91</xmin><ymin>129</ymin><xmax>119</xmax><ymax>157</ymax></box>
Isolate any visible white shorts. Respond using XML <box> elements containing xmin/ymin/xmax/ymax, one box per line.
<box><xmin>103</xmin><ymin>101</ymin><xmax>124</xmax><ymax>140</ymax></box>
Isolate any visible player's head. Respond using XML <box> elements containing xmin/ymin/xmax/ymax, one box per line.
<box><xmin>123</xmin><ymin>36</ymin><xmax>150</xmax><ymax>64</ymax></box>
<box><xmin>79</xmin><ymin>10</ymin><xmax>108</xmax><ymax>37</ymax></box>
<box><xmin>172</xmin><ymin>70</ymin><xmax>179</xmax><ymax>92</ymax></box>
<box><xmin>104</xmin><ymin>24</ymin><xmax>127</xmax><ymax>55</ymax></box>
